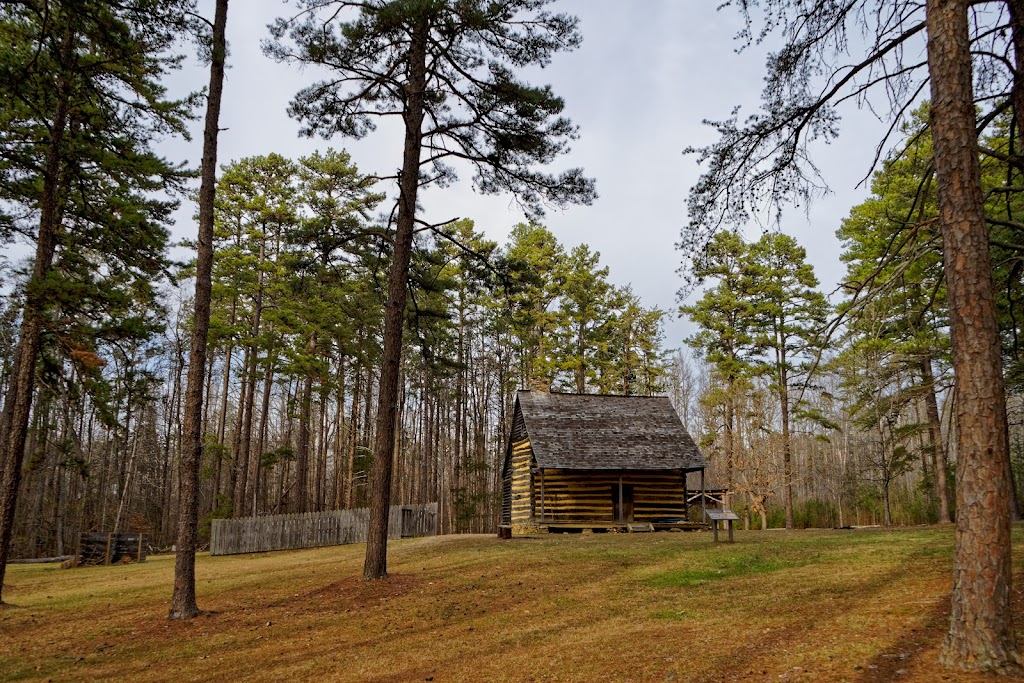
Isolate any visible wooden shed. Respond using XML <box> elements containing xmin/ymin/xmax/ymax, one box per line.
<box><xmin>501</xmin><ymin>390</ymin><xmax>707</xmax><ymax>532</ymax></box>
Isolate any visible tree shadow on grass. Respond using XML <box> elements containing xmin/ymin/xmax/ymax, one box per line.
<box><xmin>852</xmin><ymin>593</ymin><xmax>949</xmax><ymax>683</ymax></box>
<box><xmin>690</xmin><ymin>564</ymin><xmax>945</xmax><ymax>682</ymax></box>
<box><xmin>697</xmin><ymin>564</ymin><xmax>1024</xmax><ymax>683</ymax></box>
<box><xmin>852</xmin><ymin>571</ymin><xmax>1024</xmax><ymax>683</ymax></box>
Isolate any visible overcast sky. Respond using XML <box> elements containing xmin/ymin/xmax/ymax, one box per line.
<box><xmin>160</xmin><ymin>0</ymin><xmax>913</xmax><ymax>349</ymax></box>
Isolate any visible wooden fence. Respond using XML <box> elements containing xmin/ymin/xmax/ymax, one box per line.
<box><xmin>210</xmin><ymin>503</ymin><xmax>437</xmax><ymax>556</ymax></box>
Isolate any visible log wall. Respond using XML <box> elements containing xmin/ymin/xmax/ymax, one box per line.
<box><xmin>509</xmin><ymin>437</ymin><xmax>534</xmax><ymax>525</ymax></box>
<box><xmin>535</xmin><ymin>469</ymin><xmax>686</xmax><ymax>523</ymax></box>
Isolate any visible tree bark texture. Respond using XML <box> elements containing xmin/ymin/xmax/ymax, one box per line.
<box><xmin>363</xmin><ymin>17</ymin><xmax>428</xmax><ymax>580</ymax></box>
<box><xmin>169</xmin><ymin>0</ymin><xmax>228</xmax><ymax>620</ymax></box>
<box><xmin>928</xmin><ymin>0</ymin><xmax>1020</xmax><ymax>670</ymax></box>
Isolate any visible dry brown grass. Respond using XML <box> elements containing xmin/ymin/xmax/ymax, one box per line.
<box><xmin>2</xmin><ymin>525</ymin><xmax>1023</xmax><ymax>682</ymax></box>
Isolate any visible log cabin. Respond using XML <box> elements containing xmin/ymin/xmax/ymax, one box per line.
<box><xmin>501</xmin><ymin>390</ymin><xmax>707</xmax><ymax>532</ymax></box>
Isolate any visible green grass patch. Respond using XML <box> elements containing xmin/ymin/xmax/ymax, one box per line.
<box><xmin>644</xmin><ymin>550</ymin><xmax>809</xmax><ymax>587</ymax></box>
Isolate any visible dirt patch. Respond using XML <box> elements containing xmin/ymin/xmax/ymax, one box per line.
<box><xmin>300</xmin><ymin>572</ymin><xmax>421</xmax><ymax>607</ymax></box>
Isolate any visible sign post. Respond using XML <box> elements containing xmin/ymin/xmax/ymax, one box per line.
<box><xmin>705</xmin><ymin>508</ymin><xmax>740</xmax><ymax>542</ymax></box>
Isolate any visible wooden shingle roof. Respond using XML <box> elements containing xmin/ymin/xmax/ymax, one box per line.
<box><xmin>516</xmin><ymin>390</ymin><xmax>706</xmax><ymax>471</ymax></box>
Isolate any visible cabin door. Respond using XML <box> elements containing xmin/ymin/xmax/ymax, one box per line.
<box><xmin>612</xmin><ymin>483</ymin><xmax>635</xmax><ymax>523</ymax></box>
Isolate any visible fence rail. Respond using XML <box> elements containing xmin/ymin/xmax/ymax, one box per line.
<box><xmin>210</xmin><ymin>503</ymin><xmax>437</xmax><ymax>556</ymax></box>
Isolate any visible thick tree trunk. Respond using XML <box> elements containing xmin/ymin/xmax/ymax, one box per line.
<box><xmin>169</xmin><ymin>0</ymin><xmax>228</xmax><ymax>621</ymax></box>
<box><xmin>0</xmin><ymin>26</ymin><xmax>73</xmax><ymax>603</ymax></box>
<box><xmin>364</xmin><ymin>17</ymin><xmax>428</xmax><ymax>580</ymax></box>
<box><xmin>928</xmin><ymin>0</ymin><xmax>1020</xmax><ymax>670</ymax></box>
<box><xmin>453</xmin><ymin>299</ymin><xmax>464</xmax><ymax>531</ymax></box>
<box><xmin>424</xmin><ymin>391</ymin><xmax>434</xmax><ymax>507</ymax></box>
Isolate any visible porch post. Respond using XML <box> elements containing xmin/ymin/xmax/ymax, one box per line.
<box><xmin>682</xmin><ymin>470</ymin><xmax>688</xmax><ymax>519</ymax></box>
<box><xmin>701</xmin><ymin>468</ymin><xmax>707</xmax><ymax>523</ymax></box>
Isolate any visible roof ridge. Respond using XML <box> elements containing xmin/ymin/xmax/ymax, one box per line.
<box><xmin>517</xmin><ymin>389</ymin><xmax>670</xmax><ymax>399</ymax></box>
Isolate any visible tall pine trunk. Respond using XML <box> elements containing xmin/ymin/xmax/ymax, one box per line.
<box><xmin>364</xmin><ymin>16</ymin><xmax>428</xmax><ymax>579</ymax></box>
<box><xmin>169</xmin><ymin>0</ymin><xmax>228</xmax><ymax>620</ymax></box>
<box><xmin>928</xmin><ymin>0</ymin><xmax>1020</xmax><ymax>669</ymax></box>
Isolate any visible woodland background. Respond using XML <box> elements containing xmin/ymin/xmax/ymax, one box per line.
<box><xmin>4</xmin><ymin>3</ymin><xmax>1024</xmax><ymax>564</ymax></box>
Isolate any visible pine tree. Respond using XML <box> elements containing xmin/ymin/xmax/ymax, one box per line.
<box><xmin>171</xmin><ymin>0</ymin><xmax>228</xmax><ymax>621</ymax></box>
<box><xmin>684</xmin><ymin>0</ymin><xmax>1020</xmax><ymax>668</ymax></box>
<box><xmin>680</xmin><ymin>230</ymin><xmax>758</xmax><ymax>501</ymax></box>
<box><xmin>747</xmin><ymin>232</ymin><xmax>828</xmax><ymax>529</ymax></box>
<box><xmin>267</xmin><ymin>0</ymin><xmax>594</xmax><ymax>579</ymax></box>
<box><xmin>836</xmin><ymin>110</ymin><xmax>953</xmax><ymax>523</ymax></box>
<box><xmin>0</xmin><ymin>0</ymin><xmax>196</xmax><ymax>605</ymax></box>
<box><xmin>558</xmin><ymin>245</ymin><xmax>612</xmax><ymax>394</ymax></box>
<box><xmin>504</xmin><ymin>222</ymin><xmax>566</xmax><ymax>390</ymax></box>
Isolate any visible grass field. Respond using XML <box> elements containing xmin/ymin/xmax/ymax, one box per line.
<box><xmin>2</xmin><ymin>525</ymin><xmax>1023</xmax><ymax>682</ymax></box>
